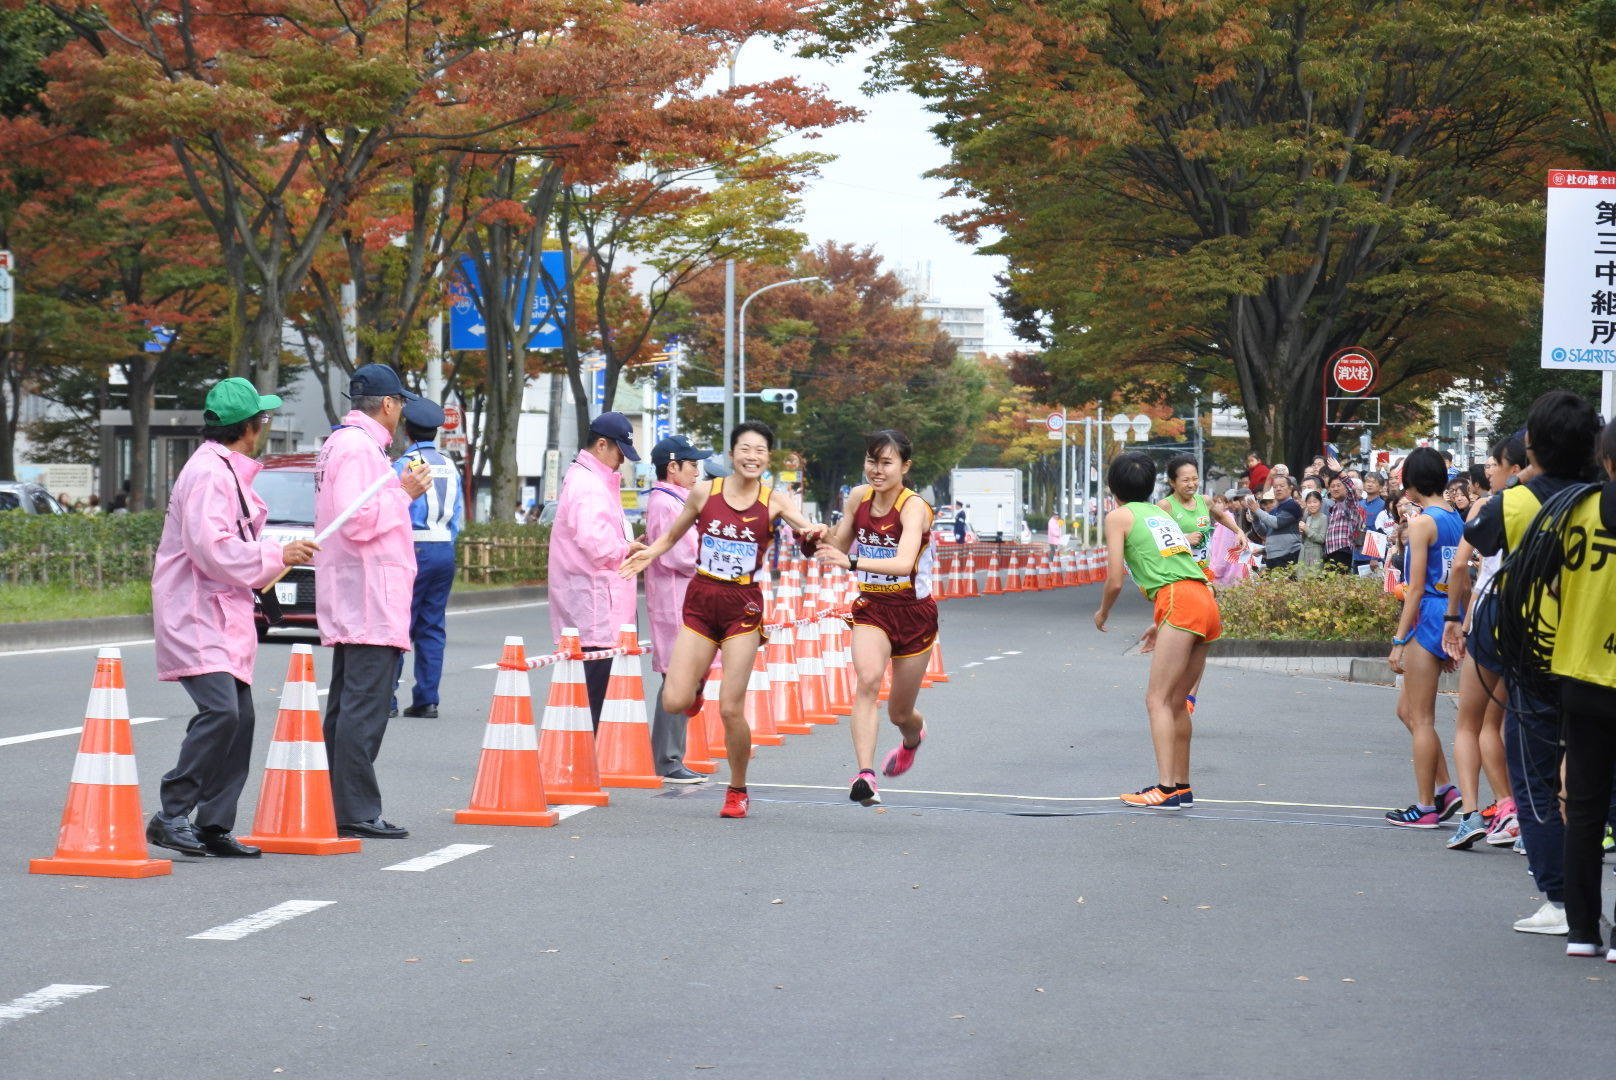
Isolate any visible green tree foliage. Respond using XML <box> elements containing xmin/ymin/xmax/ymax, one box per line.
<box><xmin>679</xmin><ymin>242</ymin><xmax>994</xmax><ymax>504</ymax></box>
<box><xmin>816</xmin><ymin>0</ymin><xmax>1571</xmax><ymax>467</ymax></box>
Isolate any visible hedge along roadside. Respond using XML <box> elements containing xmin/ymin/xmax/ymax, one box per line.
<box><xmin>0</xmin><ymin>511</ymin><xmax>164</xmax><ymax>586</ymax></box>
<box><xmin>0</xmin><ymin>512</ymin><xmax>552</xmax><ymax>589</ymax></box>
<box><xmin>1215</xmin><ymin>569</ymin><xmax>1400</xmax><ymax>642</ymax></box>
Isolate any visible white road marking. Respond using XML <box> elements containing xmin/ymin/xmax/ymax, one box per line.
<box><xmin>0</xmin><ymin>638</ymin><xmax>153</xmax><ymax>660</ymax></box>
<box><xmin>984</xmin><ymin>655</ymin><xmax>1005</xmax><ymax>661</ymax></box>
<box><xmin>1002</xmin><ymin>650</ymin><xmax>1023</xmax><ymax>656</ymax></box>
<box><xmin>0</xmin><ymin>717</ymin><xmax>162</xmax><ymax>749</ymax></box>
<box><xmin>961</xmin><ymin>662</ymin><xmax>982</xmax><ymax>669</ymax></box>
<box><xmin>0</xmin><ymin>984</ymin><xmax>108</xmax><ymax>1027</ymax></box>
<box><xmin>751</xmin><ymin>783</ymin><xmax>1389</xmax><ymax>811</ymax></box>
<box><xmin>447</xmin><ymin>600</ymin><xmax>548</xmax><ymax>617</ymax></box>
<box><xmin>0</xmin><ymin>600</ymin><xmax>541</xmax><ymax>661</ymax></box>
<box><xmin>473</xmin><ymin>663</ymin><xmax>499</xmax><ymax>670</ymax></box>
<box><xmin>553</xmin><ymin>805</ymin><xmax>595</xmax><ymax>821</ymax></box>
<box><xmin>381</xmin><ymin>844</ymin><xmax>491</xmax><ymax>872</ymax></box>
<box><xmin>188</xmin><ymin>900</ymin><xmax>336</xmax><ymax>941</ymax></box>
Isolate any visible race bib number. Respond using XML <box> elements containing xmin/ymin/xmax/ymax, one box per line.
<box><xmin>1143</xmin><ymin>515</ymin><xmax>1191</xmax><ymax>558</ymax></box>
<box><xmin>1434</xmin><ymin>545</ymin><xmax>1458</xmax><ymax>593</ymax></box>
<box><xmin>699</xmin><ymin>534</ymin><xmax>757</xmax><ymax>581</ymax></box>
<box><xmin>855</xmin><ymin>541</ymin><xmax>903</xmax><ymax>587</ymax></box>
<box><xmin>1190</xmin><ymin>514</ymin><xmax>1211</xmax><ymax>561</ymax></box>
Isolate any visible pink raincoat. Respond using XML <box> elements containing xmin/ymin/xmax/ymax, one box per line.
<box><xmin>314</xmin><ymin>410</ymin><xmax>416</xmax><ymax>650</ymax></box>
<box><xmin>153</xmin><ymin>444</ymin><xmax>285</xmax><ymax>684</ymax></box>
<box><xmin>642</xmin><ymin>480</ymin><xmax>697</xmax><ymax>674</ymax></box>
<box><xmin>547</xmin><ymin>450</ymin><xmax>635</xmax><ymax>649</ymax></box>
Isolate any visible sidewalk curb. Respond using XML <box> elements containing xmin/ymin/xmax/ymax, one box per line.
<box><xmin>0</xmin><ymin>584</ymin><xmax>548</xmax><ymax>651</ymax></box>
<box><xmin>1212</xmin><ymin>639</ymin><xmax>1384</xmax><ymax>658</ymax></box>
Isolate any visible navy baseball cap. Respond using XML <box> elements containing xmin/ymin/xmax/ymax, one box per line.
<box><xmin>347</xmin><ymin>363</ymin><xmax>420</xmax><ymax>403</ymax></box>
<box><xmin>650</xmin><ymin>435</ymin><xmax>713</xmax><ymax>468</ymax></box>
<box><xmin>402</xmin><ymin>397</ymin><xmax>446</xmax><ymax>429</ymax></box>
<box><xmin>587</xmin><ymin>411</ymin><xmax>640</xmax><ymax>462</ymax></box>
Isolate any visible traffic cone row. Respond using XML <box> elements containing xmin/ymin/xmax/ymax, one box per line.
<box><xmin>32</xmin><ymin>555</ymin><xmax>994</xmax><ymax>879</ymax></box>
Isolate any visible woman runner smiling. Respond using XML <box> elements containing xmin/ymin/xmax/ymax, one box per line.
<box><xmin>815</xmin><ymin>430</ymin><xmax>937</xmax><ymax>807</ymax></box>
<box><xmin>620</xmin><ymin>421</ymin><xmax>824</xmax><ymax>819</ymax></box>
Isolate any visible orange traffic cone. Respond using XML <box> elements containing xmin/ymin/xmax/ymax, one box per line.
<box><xmin>538</xmin><ymin>629</ymin><xmax>610</xmax><ymax>806</ymax></box>
<box><xmin>959</xmin><ymin>548</ymin><xmax>979</xmax><ymax>597</ymax></box>
<box><xmin>796</xmin><ymin>610</ymin><xmax>837</xmax><ymax>725</ymax></box>
<box><xmin>766</xmin><ymin>622</ymin><xmax>813</xmax><ymax>735</ymax></box>
<box><xmin>238</xmin><ymin>645</ymin><xmax>365</xmax><ymax>851</ymax></box>
<box><xmin>925</xmin><ymin>635</ymin><xmax>950</xmax><ymax>686</ymax></box>
<box><xmin>984</xmin><ymin>547</ymin><xmax>1003</xmax><ymax>594</ymax></box>
<box><xmin>746</xmin><ymin>647</ymin><xmax>785</xmax><ymax>746</ymax></box>
<box><xmin>596</xmin><ymin>626</ymin><xmax>660</xmax><ymax>788</ymax></box>
<box><xmin>30</xmin><ymin>648</ymin><xmax>171</xmax><ymax>878</ymax></box>
<box><xmin>1005</xmin><ymin>549</ymin><xmax>1022</xmax><ymax>592</ymax></box>
<box><xmin>682</xmin><ymin>668</ymin><xmax>718</xmax><ymax>776</ymax></box>
<box><xmin>453</xmin><ymin>637</ymin><xmax>558</xmax><ymax>827</ymax></box>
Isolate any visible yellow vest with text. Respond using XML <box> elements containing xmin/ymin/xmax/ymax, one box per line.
<box><xmin>1549</xmin><ymin>488</ymin><xmax>1616</xmax><ymax>690</ymax></box>
<box><xmin>1501</xmin><ymin>485</ymin><xmax>1561</xmax><ymax>639</ymax></box>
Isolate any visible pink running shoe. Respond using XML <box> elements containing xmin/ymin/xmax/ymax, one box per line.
<box><xmin>881</xmin><ymin>725</ymin><xmax>927</xmax><ymax>778</ymax></box>
<box><xmin>849</xmin><ymin>770</ymin><xmax>881</xmax><ymax>806</ymax></box>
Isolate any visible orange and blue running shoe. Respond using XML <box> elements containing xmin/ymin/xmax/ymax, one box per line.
<box><xmin>1121</xmin><ymin>784</ymin><xmax>1182</xmax><ymax>810</ymax></box>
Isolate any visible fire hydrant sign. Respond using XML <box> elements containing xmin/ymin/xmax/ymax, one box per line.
<box><xmin>1543</xmin><ymin>170</ymin><xmax>1616</xmax><ymax>370</ymax></box>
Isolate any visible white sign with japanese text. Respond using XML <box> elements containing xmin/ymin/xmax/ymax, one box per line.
<box><xmin>1544</xmin><ymin>171</ymin><xmax>1616</xmax><ymax>370</ymax></box>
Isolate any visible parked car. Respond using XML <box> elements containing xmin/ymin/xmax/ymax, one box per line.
<box><xmin>0</xmin><ymin>481</ymin><xmax>68</xmax><ymax>515</ymax></box>
<box><xmin>253</xmin><ymin>453</ymin><xmax>320</xmax><ymax>639</ymax></box>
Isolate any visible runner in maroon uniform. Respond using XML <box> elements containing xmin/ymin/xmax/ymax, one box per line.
<box><xmin>620</xmin><ymin>421</ymin><xmax>824</xmax><ymax>819</ymax></box>
<box><xmin>815</xmin><ymin>430</ymin><xmax>936</xmax><ymax>806</ymax></box>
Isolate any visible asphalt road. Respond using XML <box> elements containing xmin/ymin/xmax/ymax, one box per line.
<box><xmin>0</xmin><ymin>585</ymin><xmax>1608</xmax><ymax>1079</ymax></box>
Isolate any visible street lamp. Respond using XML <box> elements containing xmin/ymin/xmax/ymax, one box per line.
<box><xmin>738</xmin><ymin>276</ymin><xmax>823</xmax><ymax>424</ymax></box>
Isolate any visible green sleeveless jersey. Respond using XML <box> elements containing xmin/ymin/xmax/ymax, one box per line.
<box><xmin>1161</xmin><ymin>494</ymin><xmax>1212</xmax><ymax>566</ymax></box>
<box><xmin>1122</xmin><ymin>502</ymin><xmax>1207</xmax><ymax>598</ymax></box>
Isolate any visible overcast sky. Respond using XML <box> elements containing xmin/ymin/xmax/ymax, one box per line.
<box><xmin>741</xmin><ymin>42</ymin><xmax>1019</xmax><ymax>351</ymax></box>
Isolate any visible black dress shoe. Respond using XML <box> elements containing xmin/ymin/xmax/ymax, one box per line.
<box><xmin>401</xmin><ymin>704</ymin><xmax>438</xmax><ymax>718</ymax></box>
<box><xmin>388</xmin><ymin>706</ymin><xmax>399</xmax><ymax>718</ymax></box>
<box><xmin>196</xmin><ymin>826</ymin><xmax>262</xmax><ymax>858</ymax></box>
<box><xmin>146</xmin><ymin>814</ymin><xmax>209</xmax><ymax>857</ymax></box>
<box><xmin>338</xmin><ymin>818</ymin><xmax>409</xmax><ymax>838</ymax></box>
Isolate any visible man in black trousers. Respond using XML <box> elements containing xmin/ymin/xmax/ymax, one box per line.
<box><xmin>315</xmin><ymin>364</ymin><xmax>430</xmax><ymax>838</ymax></box>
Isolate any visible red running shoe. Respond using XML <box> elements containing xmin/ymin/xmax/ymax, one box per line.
<box><xmin>720</xmin><ymin>787</ymin><xmax>749</xmax><ymax>819</ymax></box>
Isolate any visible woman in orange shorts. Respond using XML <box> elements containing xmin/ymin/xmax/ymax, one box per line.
<box><xmin>814</xmin><ymin>430</ymin><xmax>936</xmax><ymax>807</ymax></box>
<box><xmin>1093</xmin><ymin>451</ymin><xmax>1221</xmax><ymax>811</ymax></box>
<box><xmin>621</xmin><ymin>421</ymin><xmax>824</xmax><ymax>819</ymax></box>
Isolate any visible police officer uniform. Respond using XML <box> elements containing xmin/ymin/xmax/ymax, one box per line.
<box><xmin>393</xmin><ymin>397</ymin><xmax>464</xmax><ymax>718</ymax></box>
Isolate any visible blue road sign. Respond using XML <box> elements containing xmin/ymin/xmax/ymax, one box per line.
<box><xmin>653</xmin><ymin>390</ymin><xmax>671</xmax><ymax>443</ymax></box>
<box><xmin>449</xmin><ymin>251</ymin><xmax>567</xmax><ymax>350</ymax></box>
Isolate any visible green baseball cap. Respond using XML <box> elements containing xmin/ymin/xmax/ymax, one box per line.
<box><xmin>204</xmin><ymin>378</ymin><xmax>282</xmax><ymax>425</ymax></box>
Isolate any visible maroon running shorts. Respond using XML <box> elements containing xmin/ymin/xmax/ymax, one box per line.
<box><xmin>850</xmin><ymin>594</ymin><xmax>939</xmax><ymax>658</ymax></box>
<box><xmin>682</xmin><ymin>573</ymin><xmax>765</xmax><ymax>643</ymax></box>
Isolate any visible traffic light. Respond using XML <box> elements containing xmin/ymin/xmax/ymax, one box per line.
<box><xmin>759</xmin><ymin>388</ymin><xmax>798</xmax><ymax>415</ymax></box>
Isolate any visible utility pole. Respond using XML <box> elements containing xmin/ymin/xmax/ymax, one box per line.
<box><xmin>667</xmin><ymin>339</ymin><xmax>681</xmax><ymax>438</ymax></box>
<box><xmin>721</xmin><ymin>46</ymin><xmax>741</xmax><ymax>439</ymax></box>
